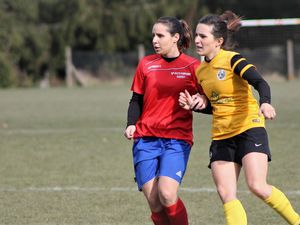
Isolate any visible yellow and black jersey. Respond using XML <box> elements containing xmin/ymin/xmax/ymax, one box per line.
<box><xmin>196</xmin><ymin>49</ymin><xmax>270</xmax><ymax>140</ymax></box>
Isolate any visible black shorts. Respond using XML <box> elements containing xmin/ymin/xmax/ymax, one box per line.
<box><xmin>208</xmin><ymin>127</ymin><xmax>271</xmax><ymax>168</ymax></box>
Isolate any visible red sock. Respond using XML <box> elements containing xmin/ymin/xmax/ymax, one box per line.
<box><xmin>164</xmin><ymin>198</ymin><xmax>188</xmax><ymax>225</ymax></box>
<box><xmin>151</xmin><ymin>210</ymin><xmax>171</xmax><ymax>225</ymax></box>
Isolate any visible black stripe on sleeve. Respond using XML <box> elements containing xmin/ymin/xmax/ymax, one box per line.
<box><xmin>231</xmin><ymin>54</ymin><xmax>248</xmax><ymax>76</ymax></box>
<box><xmin>230</xmin><ymin>54</ymin><xmax>243</xmax><ymax>67</ymax></box>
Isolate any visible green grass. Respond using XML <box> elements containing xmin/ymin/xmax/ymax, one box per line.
<box><xmin>0</xmin><ymin>80</ymin><xmax>299</xmax><ymax>225</ymax></box>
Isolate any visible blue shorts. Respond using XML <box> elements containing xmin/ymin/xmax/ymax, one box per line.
<box><xmin>132</xmin><ymin>137</ymin><xmax>191</xmax><ymax>191</ymax></box>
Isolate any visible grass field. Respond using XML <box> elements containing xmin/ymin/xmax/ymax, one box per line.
<box><xmin>0</xmin><ymin>80</ymin><xmax>299</xmax><ymax>225</ymax></box>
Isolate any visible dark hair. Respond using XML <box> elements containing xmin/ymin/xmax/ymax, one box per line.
<box><xmin>198</xmin><ymin>10</ymin><xmax>242</xmax><ymax>50</ymax></box>
<box><xmin>155</xmin><ymin>16</ymin><xmax>192</xmax><ymax>51</ymax></box>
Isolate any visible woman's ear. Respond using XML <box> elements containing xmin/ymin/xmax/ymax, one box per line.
<box><xmin>173</xmin><ymin>33</ymin><xmax>180</xmax><ymax>43</ymax></box>
<box><xmin>216</xmin><ymin>37</ymin><xmax>224</xmax><ymax>47</ymax></box>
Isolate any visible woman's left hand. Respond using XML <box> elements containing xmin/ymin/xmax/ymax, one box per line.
<box><xmin>259</xmin><ymin>103</ymin><xmax>276</xmax><ymax>120</ymax></box>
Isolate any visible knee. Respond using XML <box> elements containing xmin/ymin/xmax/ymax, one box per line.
<box><xmin>158</xmin><ymin>188</ymin><xmax>178</xmax><ymax>206</ymax></box>
<box><xmin>215</xmin><ymin>184</ymin><xmax>236</xmax><ymax>203</ymax></box>
<box><xmin>247</xmin><ymin>181</ymin><xmax>269</xmax><ymax>199</ymax></box>
<box><xmin>146</xmin><ymin>194</ymin><xmax>162</xmax><ymax>212</ymax></box>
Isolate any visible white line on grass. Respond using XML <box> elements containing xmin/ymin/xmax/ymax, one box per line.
<box><xmin>0</xmin><ymin>186</ymin><xmax>300</xmax><ymax>195</ymax></box>
<box><xmin>0</xmin><ymin>127</ymin><xmax>123</xmax><ymax>135</ymax></box>
<box><xmin>0</xmin><ymin>187</ymin><xmax>106</xmax><ymax>192</ymax></box>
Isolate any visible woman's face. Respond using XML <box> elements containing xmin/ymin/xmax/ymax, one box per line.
<box><xmin>152</xmin><ymin>23</ymin><xmax>180</xmax><ymax>57</ymax></box>
<box><xmin>194</xmin><ymin>23</ymin><xmax>222</xmax><ymax>60</ymax></box>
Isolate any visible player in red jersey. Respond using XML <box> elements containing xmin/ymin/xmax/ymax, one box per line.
<box><xmin>124</xmin><ymin>17</ymin><xmax>207</xmax><ymax>225</ymax></box>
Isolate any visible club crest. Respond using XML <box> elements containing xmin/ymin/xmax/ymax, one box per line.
<box><xmin>217</xmin><ymin>69</ymin><xmax>226</xmax><ymax>80</ymax></box>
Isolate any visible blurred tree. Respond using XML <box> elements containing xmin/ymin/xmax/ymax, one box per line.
<box><xmin>0</xmin><ymin>0</ymin><xmax>49</xmax><ymax>86</ymax></box>
<box><xmin>0</xmin><ymin>0</ymin><xmax>210</xmax><ymax>86</ymax></box>
<box><xmin>0</xmin><ymin>0</ymin><xmax>299</xmax><ymax>87</ymax></box>
<box><xmin>0</xmin><ymin>53</ymin><xmax>14</xmax><ymax>88</ymax></box>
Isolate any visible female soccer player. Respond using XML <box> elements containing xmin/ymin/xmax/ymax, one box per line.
<box><xmin>179</xmin><ymin>10</ymin><xmax>300</xmax><ymax>225</ymax></box>
<box><xmin>124</xmin><ymin>16</ymin><xmax>206</xmax><ymax>225</ymax></box>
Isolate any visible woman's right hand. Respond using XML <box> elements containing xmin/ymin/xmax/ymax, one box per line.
<box><xmin>124</xmin><ymin>125</ymin><xmax>136</xmax><ymax>140</ymax></box>
<box><xmin>179</xmin><ymin>90</ymin><xmax>191</xmax><ymax>110</ymax></box>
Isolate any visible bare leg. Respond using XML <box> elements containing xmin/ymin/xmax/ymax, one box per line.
<box><xmin>243</xmin><ymin>152</ymin><xmax>300</xmax><ymax>225</ymax></box>
<box><xmin>211</xmin><ymin>161</ymin><xmax>247</xmax><ymax>225</ymax></box>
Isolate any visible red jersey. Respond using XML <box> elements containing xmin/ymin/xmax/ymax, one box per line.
<box><xmin>131</xmin><ymin>53</ymin><xmax>201</xmax><ymax>145</ymax></box>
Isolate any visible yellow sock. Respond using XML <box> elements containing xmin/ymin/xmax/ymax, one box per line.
<box><xmin>264</xmin><ymin>186</ymin><xmax>300</xmax><ymax>225</ymax></box>
<box><xmin>223</xmin><ymin>199</ymin><xmax>247</xmax><ymax>225</ymax></box>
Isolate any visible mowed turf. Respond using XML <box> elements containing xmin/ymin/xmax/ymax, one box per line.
<box><xmin>0</xmin><ymin>80</ymin><xmax>299</xmax><ymax>225</ymax></box>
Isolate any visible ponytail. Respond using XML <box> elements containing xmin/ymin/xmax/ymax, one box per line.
<box><xmin>220</xmin><ymin>11</ymin><xmax>242</xmax><ymax>49</ymax></box>
<box><xmin>220</xmin><ymin>10</ymin><xmax>242</xmax><ymax>33</ymax></box>
<box><xmin>178</xmin><ymin>19</ymin><xmax>192</xmax><ymax>51</ymax></box>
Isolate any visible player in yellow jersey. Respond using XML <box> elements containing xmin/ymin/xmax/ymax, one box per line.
<box><xmin>179</xmin><ymin>10</ymin><xmax>300</xmax><ymax>225</ymax></box>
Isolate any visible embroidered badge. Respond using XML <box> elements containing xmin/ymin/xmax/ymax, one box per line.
<box><xmin>217</xmin><ymin>69</ymin><xmax>226</xmax><ymax>80</ymax></box>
